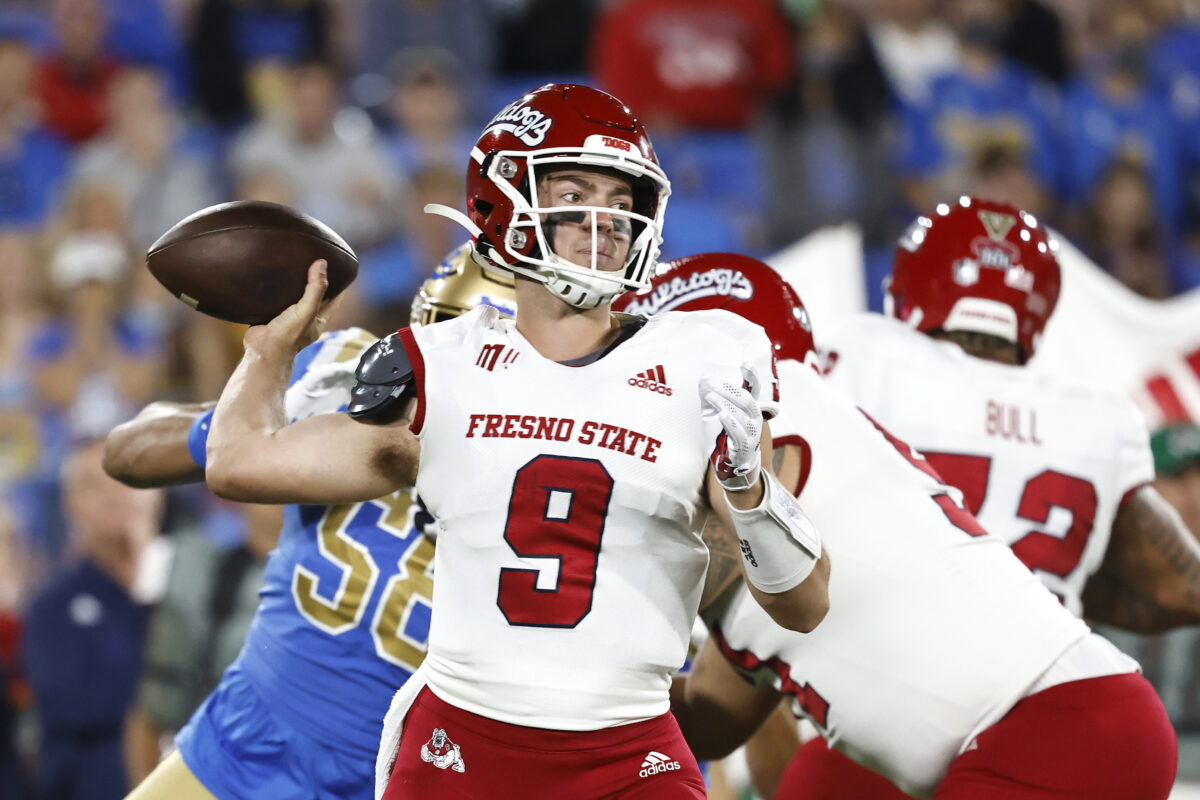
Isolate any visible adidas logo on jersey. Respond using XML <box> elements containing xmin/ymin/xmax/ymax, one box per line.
<box><xmin>629</xmin><ymin>365</ymin><xmax>672</xmax><ymax>395</ymax></box>
<box><xmin>639</xmin><ymin>751</ymin><xmax>681</xmax><ymax>777</ymax></box>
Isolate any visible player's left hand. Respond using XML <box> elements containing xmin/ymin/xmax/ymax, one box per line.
<box><xmin>244</xmin><ymin>260</ymin><xmax>340</xmax><ymax>358</ymax></box>
<box><xmin>701</xmin><ymin>364</ymin><xmax>763</xmax><ymax>492</ymax></box>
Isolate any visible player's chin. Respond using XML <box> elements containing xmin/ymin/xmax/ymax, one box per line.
<box><xmin>581</xmin><ymin>248</ymin><xmax>631</xmax><ymax>272</ymax></box>
<box><xmin>567</xmin><ymin>252</ymin><xmax>615</xmax><ymax>271</ymax></box>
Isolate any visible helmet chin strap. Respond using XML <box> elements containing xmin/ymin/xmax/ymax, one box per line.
<box><xmin>543</xmin><ymin>259</ymin><xmax>630</xmax><ymax>309</ymax></box>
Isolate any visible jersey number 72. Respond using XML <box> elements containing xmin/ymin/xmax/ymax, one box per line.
<box><xmin>920</xmin><ymin>452</ymin><xmax>1099</xmax><ymax>579</ymax></box>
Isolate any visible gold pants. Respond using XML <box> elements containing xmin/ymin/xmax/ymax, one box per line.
<box><xmin>125</xmin><ymin>751</ymin><xmax>218</xmax><ymax>800</ymax></box>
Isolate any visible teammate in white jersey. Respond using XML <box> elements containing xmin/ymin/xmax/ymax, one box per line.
<box><xmin>811</xmin><ymin>198</ymin><xmax>1200</xmax><ymax>795</ymax></box>
<box><xmin>823</xmin><ymin>199</ymin><xmax>1200</xmax><ymax>629</ymax></box>
<box><xmin>203</xmin><ymin>84</ymin><xmax>831</xmax><ymax>799</ymax></box>
<box><xmin>617</xmin><ymin>253</ymin><xmax>1178</xmax><ymax>800</ymax></box>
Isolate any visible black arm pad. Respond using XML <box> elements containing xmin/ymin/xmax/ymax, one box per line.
<box><xmin>347</xmin><ymin>332</ymin><xmax>417</xmax><ymax>424</ymax></box>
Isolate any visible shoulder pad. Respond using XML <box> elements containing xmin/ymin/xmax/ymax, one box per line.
<box><xmin>348</xmin><ymin>332</ymin><xmax>416</xmax><ymax>424</ymax></box>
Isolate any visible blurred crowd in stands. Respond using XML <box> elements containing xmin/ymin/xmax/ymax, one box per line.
<box><xmin>0</xmin><ymin>0</ymin><xmax>1199</xmax><ymax>797</ymax></box>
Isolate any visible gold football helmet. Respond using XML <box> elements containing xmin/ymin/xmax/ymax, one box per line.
<box><xmin>410</xmin><ymin>243</ymin><xmax>518</xmax><ymax>325</ymax></box>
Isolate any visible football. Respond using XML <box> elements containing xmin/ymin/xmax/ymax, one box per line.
<box><xmin>146</xmin><ymin>200</ymin><xmax>358</xmax><ymax>325</ymax></box>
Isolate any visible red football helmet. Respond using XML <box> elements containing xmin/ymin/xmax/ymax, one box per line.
<box><xmin>613</xmin><ymin>252</ymin><xmax>817</xmax><ymax>366</ymax></box>
<box><xmin>887</xmin><ymin>196</ymin><xmax>1061</xmax><ymax>362</ymax></box>
<box><xmin>428</xmin><ymin>84</ymin><xmax>671</xmax><ymax>310</ymax></box>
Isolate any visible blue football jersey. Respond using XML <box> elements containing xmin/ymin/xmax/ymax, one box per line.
<box><xmin>235</xmin><ymin>327</ymin><xmax>433</xmax><ymax>760</ymax></box>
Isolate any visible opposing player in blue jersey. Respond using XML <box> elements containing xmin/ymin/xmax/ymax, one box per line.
<box><xmin>105</xmin><ymin>246</ymin><xmax>517</xmax><ymax>800</ymax></box>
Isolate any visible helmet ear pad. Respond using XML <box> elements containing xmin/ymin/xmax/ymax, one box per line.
<box><xmin>468</xmin><ymin>197</ymin><xmax>493</xmax><ymax>233</ymax></box>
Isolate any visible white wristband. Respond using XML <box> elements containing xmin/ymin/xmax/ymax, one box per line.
<box><xmin>727</xmin><ymin>472</ymin><xmax>822</xmax><ymax>594</ymax></box>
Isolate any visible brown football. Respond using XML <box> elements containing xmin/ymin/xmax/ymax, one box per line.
<box><xmin>146</xmin><ymin>201</ymin><xmax>358</xmax><ymax>325</ymax></box>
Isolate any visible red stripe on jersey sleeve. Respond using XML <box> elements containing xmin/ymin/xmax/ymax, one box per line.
<box><xmin>710</xmin><ymin>622</ymin><xmax>829</xmax><ymax>729</ymax></box>
<box><xmin>1187</xmin><ymin>348</ymin><xmax>1200</xmax><ymax>385</ymax></box>
<box><xmin>396</xmin><ymin>327</ymin><xmax>427</xmax><ymax>435</ymax></box>
<box><xmin>1144</xmin><ymin>374</ymin><xmax>1191</xmax><ymax>424</ymax></box>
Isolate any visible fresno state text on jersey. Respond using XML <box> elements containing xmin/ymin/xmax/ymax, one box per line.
<box><xmin>399</xmin><ymin>305</ymin><xmax>777</xmax><ymax>730</ymax></box>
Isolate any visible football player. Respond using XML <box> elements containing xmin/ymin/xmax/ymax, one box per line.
<box><xmin>616</xmin><ymin>253</ymin><xmax>1178</xmax><ymax>800</ymax></box>
<box><xmin>824</xmin><ymin>198</ymin><xmax>1200</xmax><ymax>634</ymax></box>
<box><xmin>790</xmin><ymin>196</ymin><xmax>1200</xmax><ymax>797</ymax></box>
<box><xmin>203</xmin><ymin>84</ymin><xmax>830</xmax><ymax>799</ymax></box>
<box><xmin>107</xmin><ymin>247</ymin><xmax>514</xmax><ymax>800</ymax></box>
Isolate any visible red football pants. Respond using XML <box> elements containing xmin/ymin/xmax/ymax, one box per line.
<box><xmin>383</xmin><ymin>687</ymin><xmax>708</xmax><ymax>799</ymax></box>
<box><xmin>778</xmin><ymin>673</ymin><xmax>1177</xmax><ymax>800</ymax></box>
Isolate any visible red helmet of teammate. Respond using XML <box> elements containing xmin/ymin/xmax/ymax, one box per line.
<box><xmin>614</xmin><ymin>252</ymin><xmax>817</xmax><ymax>366</ymax></box>
<box><xmin>429</xmin><ymin>83</ymin><xmax>671</xmax><ymax>310</ymax></box>
<box><xmin>887</xmin><ymin>196</ymin><xmax>1061</xmax><ymax>363</ymax></box>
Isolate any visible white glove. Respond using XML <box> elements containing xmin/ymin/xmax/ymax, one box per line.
<box><xmin>700</xmin><ymin>364</ymin><xmax>763</xmax><ymax>492</ymax></box>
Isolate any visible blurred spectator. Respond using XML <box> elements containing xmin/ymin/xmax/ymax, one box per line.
<box><xmin>356</xmin><ymin>0</ymin><xmax>496</xmax><ymax>116</ymax></box>
<box><xmin>22</xmin><ymin>439</ymin><xmax>161</xmax><ymax>800</ymax></box>
<box><xmin>184</xmin><ymin>0</ymin><xmax>333</xmax><ymax>127</ymax></box>
<box><xmin>236</xmin><ymin>167</ymin><xmax>295</xmax><ymax>208</ymax></box>
<box><xmin>1060</xmin><ymin>3</ymin><xmax>1185</xmax><ymax>234</ymax></box>
<box><xmin>70</xmin><ymin>67</ymin><xmax>219</xmax><ymax>252</ymax></box>
<box><xmin>35</xmin><ymin>0</ymin><xmax>125</xmax><ymax>144</ymax></box>
<box><xmin>762</xmin><ymin>4</ymin><xmax>896</xmax><ymax>247</ymax></box>
<box><xmin>1081</xmin><ymin>158</ymin><xmax>1171</xmax><ymax>299</ymax></box>
<box><xmin>1152</xmin><ymin>424</ymin><xmax>1200</xmax><ymax>537</ymax></box>
<box><xmin>968</xmin><ymin>140</ymin><xmax>1050</xmax><ymax>218</ymax></box>
<box><xmin>383</xmin><ymin>47</ymin><xmax>474</xmax><ymax>176</ymax></box>
<box><xmin>125</xmin><ymin>502</ymin><xmax>279</xmax><ymax>783</ymax></box>
<box><xmin>52</xmin><ymin>181</ymin><xmax>128</xmax><ymax>241</ymax></box>
<box><xmin>496</xmin><ymin>0</ymin><xmax>596</xmax><ymax>76</ymax></box>
<box><xmin>353</xmin><ymin>164</ymin><xmax>463</xmax><ymax>330</ymax></box>
<box><xmin>1002</xmin><ymin>0</ymin><xmax>1070</xmax><ymax>83</ymax></box>
<box><xmin>895</xmin><ymin>0</ymin><xmax>1061</xmax><ymax>215</ymax></box>
<box><xmin>1149</xmin><ymin>0</ymin><xmax>1200</xmax><ymax>195</ymax></box>
<box><xmin>0</xmin><ymin>499</ymin><xmax>35</xmax><ymax>797</ymax></box>
<box><xmin>0</xmin><ymin>36</ymin><xmax>72</xmax><ymax>228</ymax></box>
<box><xmin>865</xmin><ymin>0</ymin><xmax>961</xmax><ymax>106</ymax></box>
<box><xmin>0</xmin><ymin>657</ymin><xmax>30</xmax><ymax>798</ymax></box>
<box><xmin>229</xmin><ymin>59</ymin><xmax>404</xmax><ymax>248</ymax></box>
<box><xmin>589</xmin><ymin>0</ymin><xmax>795</xmax><ymax>130</ymax></box>
<box><xmin>99</xmin><ymin>0</ymin><xmax>188</xmax><ymax>99</ymax></box>
<box><xmin>28</xmin><ymin>233</ymin><xmax>165</xmax><ymax>508</ymax></box>
<box><xmin>407</xmin><ymin>166</ymin><xmax>465</xmax><ymax>280</ymax></box>
<box><xmin>0</xmin><ymin>2</ymin><xmax>50</xmax><ymax>51</ymax></box>
<box><xmin>0</xmin><ymin>232</ymin><xmax>42</xmax><ymax>490</ymax></box>
<box><xmin>0</xmin><ymin>500</ymin><xmax>35</xmax><ymax>651</ymax></box>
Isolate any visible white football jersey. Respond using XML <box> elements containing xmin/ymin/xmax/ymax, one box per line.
<box><xmin>403</xmin><ymin>306</ymin><xmax>778</xmax><ymax>730</ymax></box>
<box><xmin>707</xmin><ymin>358</ymin><xmax>1092</xmax><ymax>796</ymax></box>
<box><xmin>822</xmin><ymin>314</ymin><xmax>1155</xmax><ymax>615</ymax></box>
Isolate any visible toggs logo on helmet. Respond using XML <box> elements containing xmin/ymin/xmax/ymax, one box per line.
<box><xmin>482</xmin><ymin>101</ymin><xmax>554</xmax><ymax>146</ymax></box>
<box><xmin>622</xmin><ymin>269</ymin><xmax>753</xmax><ymax>315</ymax></box>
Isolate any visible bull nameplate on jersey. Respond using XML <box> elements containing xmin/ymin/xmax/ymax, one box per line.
<box><xmin>985</xmin><ymin>400</ymin><xmax>1042</xmax><ymax>446</ymax></box>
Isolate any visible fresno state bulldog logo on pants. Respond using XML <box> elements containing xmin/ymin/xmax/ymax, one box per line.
<box><xmin>420</xmin><ymin>728</ymin><xmax>465</xmax><ymax>773</ymax></box>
